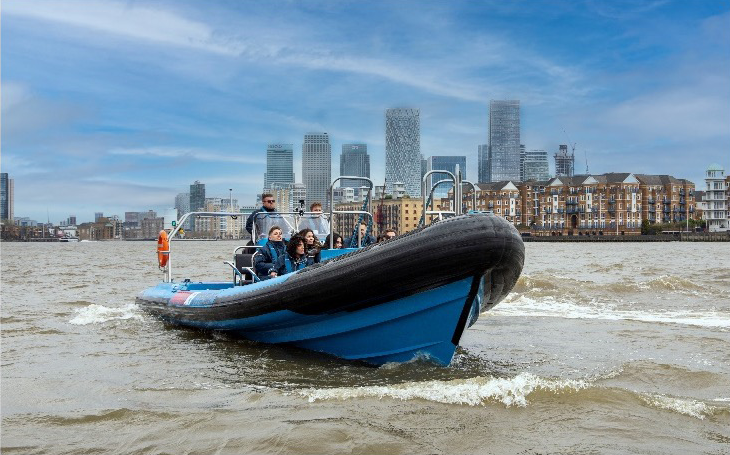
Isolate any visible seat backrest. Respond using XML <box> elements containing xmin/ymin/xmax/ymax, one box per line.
<box><xmin>235</xmin><ymin>253</ymin><xmax>255</xmax><ymax>279</ymax></box>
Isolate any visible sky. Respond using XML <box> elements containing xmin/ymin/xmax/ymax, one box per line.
<box><xmin>2</xmin><ymin>0</ymin><xmax>729</xmax><ymax>224</ymax></box>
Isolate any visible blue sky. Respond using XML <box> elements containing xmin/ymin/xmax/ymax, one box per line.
<box><xmin>2</xmin><ymin>0</ymin><xmax>729</xmax><ymax>223</ymax></box>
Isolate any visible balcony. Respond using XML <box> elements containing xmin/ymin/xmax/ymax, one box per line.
<box><xmin>557</xmin><ymin>208</ymin><xmax>565</xmax><ymax>214</ymax></box>
<box><xmin>567</xmin><ymin>208</ymin><xmax>578</xmax><ymax>214</ymax></box>
<box><xmin>648</xmin><ymin>198</ymin><xmax>656</xmax><ymax>204</ymax></box>
<box><xmin>649</xmin><ymin>208</ymin><xmax>656</xmax><ymax>213</ymax></box>
<box><xmin>566</xmin><ymin>199</ymin><xmax>578</xmax><ymax>205</ymax></box>
<box><xmin>663</xmin><ymin>207</ymin><xmax>670</xmax><ymax>213</ymax></box>
<box><xmin>608</xmin><ymin>208</ymin><xmax>615</xmax><ymax>214</ymax></box>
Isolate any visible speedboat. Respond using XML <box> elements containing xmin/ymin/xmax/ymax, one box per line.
<box><xmin>136</xmin><ymin>176</ymin><xmax>524</xmax><ymax>366</ymax></box>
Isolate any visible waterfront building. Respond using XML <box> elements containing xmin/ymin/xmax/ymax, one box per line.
<box><xmin>175</xmin><ymin>192</ymin><xmax>191</xmax><ymax>229</ymax></box>
<box><xmin>190</xmin><ymin>181</ymin><xmax>206</xmax><ymax>211</ymax></box>
<box><xmin>439</xmin><ymin>171</ymin><xmax>694</xmax><ymax>236</ymax></box>
<box><xmin>703</xmin><ymin>163</ymin><xmax>727</xmax><ymax>232</ymax></box>
<box><xmin>339</xmin><ymin>143</ymin><xmax>370</xmax><ymax>194</ymax></box>
<box><xmin>270</xmin><ymin>183</ymin><xmax>307</xmax><ymax>213</ymax></box>
<box><xmin>385</xmin><ymin>108</ymin><xmax>421</xmax><ymax>197</ymax></box>
<box><xmin>1</xmin><ymin>173</ymin><xmax>14</xmax><ymax>221</ymax></box>
<box><xmin>554</xmin><ymin>145</ymin><xmax>575</xmax><ymax>177</ymax></box>
<box><xmin>302</xmin><ymin>133</ymin><xmax>331</xmax><ymax>210</ymax></box>
<box><xmin>335</xmin><ymin>195</ymin><xmax>423</xmax><ymax>239</ymax></box>
<box><xmin>488</xmin><ymin>100</ymin><xmax>521</xmax><ymax>182</ymax></box>
<box><xmin>265</xmin><ymin>143</ymin><xmax>295</xmax><ymax>191</ymax></box>
<box><xmin>635</xmin><ymin>174</ymin><xmax>696</xmax><ymax>225</ymax></box>
<box><xmin>477</xmin><ymin>144</ymin><xmax>489</xmax><ymax>183</ymax></box>
<box><xmin>522</xmin><ymin>149</ymin><xmax>550</xmax><ymax>182</ymax></box>
<box><xmin>426</xmin><ymin>156</ymin><xmax>467</xmax><ymax>201</ymax></box>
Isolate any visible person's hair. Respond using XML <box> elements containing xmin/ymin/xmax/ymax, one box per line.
<box><xmin>385</xmin><ymin>228</ymin><xmax>397</xmax><ymax>236</ymax></box>
<box><xmin>287</xmin><ymin>235</ymin><xmax>305</xmax><ymax>257</ymax></box>
<box><xmin>262</xmin><ymin>193</ymin><xmax>274</xmax><ymax>201</ymax></box>
<box><xmin>310</xmin><ymin>202</ymin><xmax>322</xmax><ymax>211</ymax></box>
<box><xmin>298</xmin><ymin>228</ymin><xmax>322</xmax><ymax>249</ymax></box>
<box><xmin>323</xmin><ymin>232</ymin><xmax>343</xmax><ymax>249</ymax></box>
<box><xmin>359</xmin><ymin>221</ymin><xmax>368</xmax><ymax>227</ymax></box>
<box><xmin>268</xmin><ymin>225</ymin><xmax>282</xmax><ymax>236</ymax></box>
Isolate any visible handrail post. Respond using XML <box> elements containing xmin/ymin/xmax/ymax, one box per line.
<box><xmin>421</xmin><ymin>170</ymin><xmax>457</xmax><ymax>225</ymax></box>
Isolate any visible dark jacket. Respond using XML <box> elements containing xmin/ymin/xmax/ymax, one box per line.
<box><xmin>253</xmin><ymin>240</ymin><xmax>286</xmax><ymax>279</ymax></box>
<box><xmin>347</xmin><ymin>233</ymin><xmax>376</xmax><ymax>248</ymax></box>
<box><xmin>246</xmin><ymin>206</ymin><xmax>277</xmax><ymax>235</ymax></box>
<box><xmin>273</xmin><ymin>253</ymin><xmax>312</xmax><ymax>276</ymax></box>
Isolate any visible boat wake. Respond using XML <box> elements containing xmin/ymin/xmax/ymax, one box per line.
<box><xmin>297</xmin><ymin>372</ymin><xmax>727</xmax><ymax>420</ymax></box>
<box><xmin>69</xmin><ymin>303</ymin><xmax>143</xmax><ymax>325</ymax></box>
<box><xmin>494</xmin><ymin>295</ymin><xmax>730</xmax><ymax>329</ymax></box>
<box><xmin>298</xmin><ymin>372</ymin><xmax>588</xmax><ymax>407</ymax></box>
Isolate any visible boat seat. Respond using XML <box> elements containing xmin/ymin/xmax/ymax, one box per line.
<box><xmin>235</xmin><ymin>253</ymin><xmax>256</xmax><ymax>281</ymax></box>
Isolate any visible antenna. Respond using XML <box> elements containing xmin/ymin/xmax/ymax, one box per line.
<box><xmin>584</xmin><ymin>149</ymin><xmax>590</xmax><ymax>174</ymax></box>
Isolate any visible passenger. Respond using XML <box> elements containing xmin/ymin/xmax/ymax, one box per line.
<box><xmin>323</xmin><ymin>232</ymin><xmax>344</xmax><ymax>249</ymax></box>
<box><xmin>270</xmin><ymin>235</ymin><xmax>310</xmax><ymax>277</ymax></box>
<box><xmin>246</xmin><ymin>193</ymin><xmax>277</xmax><ymax>239</ymax></box>
<box><xmin>298</xmin><ymin>228</ymin><xmax>322</xmax><ymax>263</ymax></box>
<box><xmin>253</xmin><ymin>225</ymin><xmax>286</xmax><ymax>280</ymax></box>
<box><xmin>347</xmin><ymin>221</ymin><xmax>376</xmax><ymax>248</ymax></box>
<box><xmin>297</xmin><ymin>202</ymin><xmax>330</xmax><ymax>236</ymax></box>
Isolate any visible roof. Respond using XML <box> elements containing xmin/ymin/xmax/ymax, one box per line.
<box><xmin>708</xmin><ymin>163</ymin><xmax>724</xmax><ymax>171</ymax></box>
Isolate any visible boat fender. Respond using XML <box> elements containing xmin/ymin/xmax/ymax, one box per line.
<box><xmin>157</xmin><ymin>230</ymin><xmax>170</xmax><ymax>268</ymax></box>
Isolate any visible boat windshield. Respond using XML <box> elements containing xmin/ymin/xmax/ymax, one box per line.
<box><xmin>253</xmin><ymin>213</ymin><xmax>298</xmax><ymax>241</ymax></box>
<box><xmin>296</xmin><ymin>214</ymin><xmax>331</xmax><ymax>241</ymax></box>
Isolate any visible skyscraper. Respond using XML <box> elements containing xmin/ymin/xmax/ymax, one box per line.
<box><xmin>339</xmin><ymin>143</ymin><xmax>370</xmax><ymax>191</ymax></box>
<box><xmin>190</xmin><ymin>181</ymin><xmax>206</xmax><ymax>211</ymax></box>
<box><xmin>264</xmin><ymin>143</ymin><xmax>294</xmax><ymax>191</ymax></box>
<box><xmin>426</xmin><ymin>156</ymin><xmax>467</xmax><ymax>200</ymax></box>
<box><xmin>302</xmin><ymin>133</ymin><xmax>331</xmax><ymax>210</ymax></box>
<box><xmin>477</xmin><ymin>144</ymin><xmax>489</xmax><ymax>183</ymax></box>
<box><xmin>555</xmin><ymin>144</ymin><xmax>575</xmax><ymax>177</ymax></box>
<box><xmin>0</xmin><ymin>173</ymin><xmax>14</xmax><ymax>221</ymax></box>
<box><xmin>522</xmin><ymin>149</ymin><xmax>550</xmax><ymax>181</ymax></box>
<box><xmin>175</xmin><ymin>192</ymin><xmax>191</xmax><ymax>229</ymax></box>
<box><xmin>488</xmin><ymin>100</ymin><xmax>521</xmax><ymax>182</ymax></box>
<box><xmin>385</xmin><ymin>108</ymin><xmax>421</xmax><ymax>197</ymax></box>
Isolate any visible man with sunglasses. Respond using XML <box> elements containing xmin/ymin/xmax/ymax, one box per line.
<box><xmin>246</xmin><ymin>193</ymin><xmax>278</xmax><ymax>239</ymax></box>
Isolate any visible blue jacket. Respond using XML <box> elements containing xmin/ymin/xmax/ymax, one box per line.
<box><xmin>273</xmin><ymin>253</ymin><xmax>312</xmax><ymax>276</ymax></box>
<box><xmin>246</xmin><ymin>206</ymin><xmax>277</xmax><ymax>235</ymax></box>
<box><xmin>253</xmin><ymin>240</ymin><xmax>286</xmax><ymax>279</ymax></box>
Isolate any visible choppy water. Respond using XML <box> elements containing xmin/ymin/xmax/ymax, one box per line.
<box><xmin>1</xmin><ymin>240</ymin><xmax>729</xmax><ymax>454</ymax></box>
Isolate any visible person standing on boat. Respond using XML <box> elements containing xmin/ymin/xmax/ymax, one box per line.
<box><xmin>254</xmin><ymin>226</ymin><xmax>287</xmax><ymax>280</ymax></box>
<box><xmin>270</xmin><ymin>235</ymin><xmax>310</xmax><ymax>277</ymax></box>
<box><xmin>298</xmin><ymin>228</ymin><xmax>322</xmax><ymax>263</ymax></box>
<box><xmin>246</xmin><ymin>194</ymin><xmax>277</xmax><ymax>240</ymax></box>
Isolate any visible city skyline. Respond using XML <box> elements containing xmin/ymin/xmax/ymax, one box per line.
<box><xmin>3</xmin><ymin>0</ymin><xmax>729</xmax><ymax>222</ymax></box>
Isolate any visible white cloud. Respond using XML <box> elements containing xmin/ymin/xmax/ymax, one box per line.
<box><xmin>3</xmin><ymin>0</ymin><xmax>244</xmax><ymax>55</ymax></box>
<box><xmin>108</xmin><ymin>147</ymin><xmax>265</xmax><ymax>164</ymax></box>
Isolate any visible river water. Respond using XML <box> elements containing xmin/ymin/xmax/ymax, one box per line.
<box><xmin>1</xmin><ymin>240</ymin><xmax>729</xmax><ymax>454</ymax></box>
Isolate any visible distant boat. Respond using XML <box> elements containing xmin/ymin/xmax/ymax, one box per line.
<box><xmin>59</xmin><ymin>237</ymin><xmax>80</xmax><ymax>242</ymax></box>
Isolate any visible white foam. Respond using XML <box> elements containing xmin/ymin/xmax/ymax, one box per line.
<box><xmin>299</xmin><ymin>372</ymin><xmax>588</xmax><ymax>407</ymax></box>
<box><xmin>70</xmin><ymin>303</ymin><xmax>143</xmax><ymax>325</ymax></box>
<box><xmin>493</xmin><ymin>295</ymin><xmax>730</xmax><ymax>329</ymax></box>
<box><xmin>639</xmin><ymin>393</ymin><xmax>716</xmax><ymax>420</ymax></box>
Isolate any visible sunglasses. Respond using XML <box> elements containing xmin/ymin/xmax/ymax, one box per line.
<box><xmin>264</xmin><ymin>199</ymin><xmax>275</xmax><ymax>203</ymax></box>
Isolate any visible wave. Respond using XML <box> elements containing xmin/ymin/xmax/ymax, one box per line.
<box><xmin>69</xmin><ymin>303</ymin><xmax>143</xmax><ymax>325</ymax></box>
<box><xmin>298</xmin><ymin>372</ymin><xmax>588</xmax><ymax>407</ymax></box>
<box><xmin>494</xmin><ymin>295</ymin><xmax>730</xmax><ymax>329</ymax></box>
<box><xmin>513</xmin><ymin>273</ymin><xmax>726</xmax><ymax>299</ymax></box>
<box><xmin>638</xmin><ymin>393</ymin><xmax>718</xmax><ymax>420</ymax></box>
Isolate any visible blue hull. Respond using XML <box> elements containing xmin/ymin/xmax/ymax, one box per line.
<box><xmin>144</xmin><ymin>277</ymin><xmax>477</xmax><ymax>365</ymax></box>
